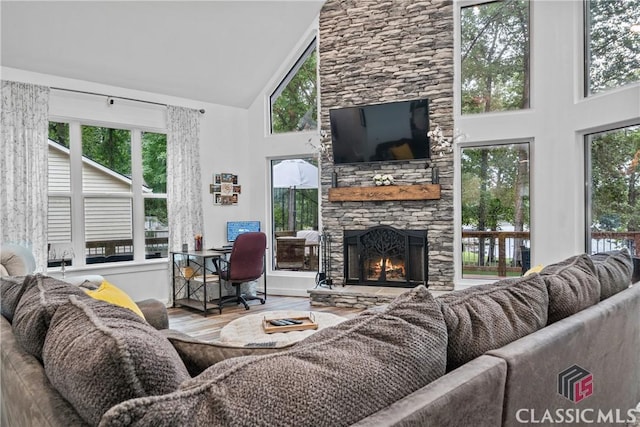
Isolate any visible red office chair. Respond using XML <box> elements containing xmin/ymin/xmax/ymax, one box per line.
<box><xmin>218</xmin><ymin>232</ymin><xmax>267</xmax><ymax>310</ymax></box>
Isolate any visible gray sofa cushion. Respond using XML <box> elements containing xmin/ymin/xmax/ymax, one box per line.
<box><xmin>162</xmin><ymin>329</ymin><xmax>295</xmax><ymax>377</ymax></box>
<box><xmin>0</xmin><ymin>275</ymin><xmax>29</xmax><ymax>322</ymax></box>
<box><xmin>438</xmin><ymin>274</ymin><xmax>549</xmax><ymax>371</ymax></box>
<box><xmin>540</xmin><ymin>254</ymin><xmax>600</xmax><ymax>324</ymax></box>
<box><xmin>43</xmin><ymin>295</ymin><xmax>189</xmax><ymax>426</ymax></box>
<box><xmin>12</xmin><ymin>275</ymin><xmax>88</xmax><ymax>360</ymax></box>
<box><xmin>100</xmin><ymin>285</ymin><xmax>448</xmax><ymax>427</ymax></box>
<box><xmin>590</xmin><ymin>248</ymin><xmax>633</xmax><ymax>300</ymax></box>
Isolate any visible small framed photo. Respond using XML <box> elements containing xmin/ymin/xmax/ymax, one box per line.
<box><xmin>214</xmin><ymin>193</ymin><xmax>222</xmax><ymax>204</ymax></box>
<box><xmin>221</xmin><ymin>173</ymin><xmax>234</xmax><ymax>183</ymax></box>
<box><xmin>214</xmin><ymin>174</ymin><xmax>221</xmax><ymax>184</ymax></box>
<box><xmin>233</xmin><ymin>185</ymin><xmax>241</xmax><ymax>194</ymax></box>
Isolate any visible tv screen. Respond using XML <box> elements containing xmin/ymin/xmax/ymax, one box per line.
<box><xmin>227</xmin><ymin>221</ymin><xmax>261</xmax><ymax>242</ymax></box>
<box><xmin>329</xmin><ymin>98</ymin><xmax>430</xmax><ymax>165</ymax></box>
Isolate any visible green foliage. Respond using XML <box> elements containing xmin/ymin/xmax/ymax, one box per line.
<box><xmin>271</xmin><ymin>48</ymin><xmax>318</xmax><ymax>133</ymax></box>
<box><xmin>461</xmin><ymin>0</ymin><xmax>529</xmax><ymax>114</ymax></box>
<box><xmin>587</xmin><ymin>0</ymin><xmax>640</xmax><ymax>94</ymax></box>
<box><xmin>81</xmin><ymin>125</ymin><xmax>131</xmax><ymax>176</ymax></box>
<box><xmin>461</xmin><ymin>144</ymin><xmax>530</xmax><ymax>230</ymax></box>
<box><xmin>48</xmin><ymin>122</ymin><xmax>69</xmax><ymax>147</ymax></box>
<box><xmin>142</xmin><ymin>132</ymin><xmax>167</xmax><ymax>193</ymax></box>
<box><xmin>590</xmin><ymin>126</ymin><xmax>640</xmax><ymax>231</ymax></box>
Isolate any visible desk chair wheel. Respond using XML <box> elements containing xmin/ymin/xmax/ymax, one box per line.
<box><xmin>260</xmin><ymin>298</ymin><xmax>265</xmax><ymax>304</ymax></box>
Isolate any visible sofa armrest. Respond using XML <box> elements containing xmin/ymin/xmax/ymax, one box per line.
<box><xmin>487</xmin><ymin>284</ymin><xmax>640</xmax><ymax>427</ymax></box>
<box><xmin>136</xmin><ymin>299</ymin><xmax>169</xmax><ymax>330</ymax></box>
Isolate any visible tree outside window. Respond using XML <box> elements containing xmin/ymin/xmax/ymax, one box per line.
<box><xmin>586</xmin><ymin>0</ymin><xmax>640</xmax><ymax>96</ymax></box>
<box><xmin>461</xmin><ymin>143</ymin><xmax>530</xmax><ymax>278</ymax></box>
<box><xmin>587</xmin><ymin>125</ymin><xmax>640</xmax><ymax>255</ymax></box>
<box><xmin>270</xmin><ymin>39</ymin><xmax>318</xmax><ymax>133</ymax></box>
<box><xmin>461</xmin><ymin>0</ymin><xmax>530</xmax><ymax>114</ymax></box>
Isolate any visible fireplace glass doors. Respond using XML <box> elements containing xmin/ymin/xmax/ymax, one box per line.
<box><xmin>343</xmin><ymin>226</ymin><xmax>427</xmax><ymax>287</ymax></box>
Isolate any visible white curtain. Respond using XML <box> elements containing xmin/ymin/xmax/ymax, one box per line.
<box><xmin>0</xmin><ymin>81</ymin><xmax>50</xmax><ymax>271</ymax></box>
<box><xmin>167</xmin><ymin>105</ymin><xmax>204</xmax><ymax>279</ymax></box>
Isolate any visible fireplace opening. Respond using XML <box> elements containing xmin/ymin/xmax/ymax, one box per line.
<box><xmin>344</xmin><ymin>226</ymin><xmax>428</xmax><ymax>287</ymax></box>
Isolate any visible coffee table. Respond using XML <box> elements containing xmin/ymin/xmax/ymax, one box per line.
<box><xmin>218</xmin><ymin>310</ymin><xmax>347</xmax><ymax>346</ymax></box>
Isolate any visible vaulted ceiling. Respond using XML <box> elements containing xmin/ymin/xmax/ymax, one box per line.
<box><xmin>1</xmin><ymin>1</ymin><xmax>325</xmax><ymax>108</ymax></box>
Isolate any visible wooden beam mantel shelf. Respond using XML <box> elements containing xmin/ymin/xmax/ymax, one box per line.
<box><xmin>328</xmin><ymin>184</ymin><xmax>441</xmax><ymax>202</ymax></box>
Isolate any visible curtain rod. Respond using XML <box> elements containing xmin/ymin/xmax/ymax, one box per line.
<box><xmin>50</xmin><ymin>87</ymin><xmax>206</xmax><ymax>114</ymax></box>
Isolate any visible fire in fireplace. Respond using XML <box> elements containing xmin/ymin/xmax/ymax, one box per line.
<box><xmin>344</xmin><ymin>226</ymin><xmax>428</xmax><ymax>287</ymax></box>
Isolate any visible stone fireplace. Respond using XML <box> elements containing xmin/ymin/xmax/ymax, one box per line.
<box><xmin>318</xmin><ymin>0</ymin><xmax>454</xmax><ymax>291</ymax></box>
<box><xmin>344</xmin><ymin>226</ymin><xmax>427</xmax><ymax>287</ymax></box>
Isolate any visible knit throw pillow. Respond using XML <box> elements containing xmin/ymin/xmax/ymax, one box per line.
<box><xmin>0</xmin><ymin>275</ymin><xmax>29</xmax><ymax>322</ymax></box>
<box><xmin>43</xmin><ymin>295</ymin><xmax>190</xmax><ymax>426</ymax></box>
<box><xmin>100</xmin><ymin>285</ymin><xmax>448</xmax><ymax>427</ymax></box>
<box><xmin>12</xmin><ymin>274</ymin><xmax>89</xmax><ymax>360</ymax></box>
<box><xmin>540</xmin><ymin>254</ymin><xmax>600</xmax><ymax>324</ymax></box>
<box><xmin>438</xmin><ymin>274</ymin><xmax>549</xmax><ymax>371</ymax></box>
<box><xmin>590</xmin><ymin>248</ymin><xmax>633</xmax><ymax>300</ymax></box>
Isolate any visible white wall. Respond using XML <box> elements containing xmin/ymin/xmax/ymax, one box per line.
<box><xmin>245</xmin><ymin>22</ymin><xmax>321</xmax><ymax>297</ymax></box>
<box><xmin>453</xmin><ymin>0</ymin><xmax>640</xmax><ymax>285</ymax></box>
<box><xmin>1</xmin><ymin>66</ymin><xmax>250</xmax><ymax>303</ymax></box>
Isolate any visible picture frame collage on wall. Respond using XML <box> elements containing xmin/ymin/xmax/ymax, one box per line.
<box><xmin>210</xmin><ymin>173</ymin><xmax>241</xmax><ymax>205</ymax></box>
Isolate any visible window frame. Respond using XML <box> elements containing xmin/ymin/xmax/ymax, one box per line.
<box><xmin>583</xmin><ymin>122</ymin><xmax>640</xmax><ymax>254</ymax></box>
<box><xmin>47</xmin><ymin>119</ymin><xmax>168</xmax><ymax>268</ymax></box>
<box><xmin>268</xmin><ymin>37</ymin><xmax>318</xmax><ymax>134</ymax></box>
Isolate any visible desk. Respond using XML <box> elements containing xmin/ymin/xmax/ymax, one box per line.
<box><xmin>171</xmin><ymin>249</ymin><xmax>227</xmax><ymax>316</ymax></box>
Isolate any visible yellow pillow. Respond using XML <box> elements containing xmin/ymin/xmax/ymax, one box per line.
<box><xmin>524</xmin><ymin>264</ymin><xmax>544</xmax><ymax>276</ymax></box>
<box><xmin>389</xmin><ymin>143</ymin><xmax>414</xmax><ymax>160</ymax></box>
<box><xmin>85</xmin><ymin>280</ymin><xmax>145</xmax><ymax>319</ymax></box>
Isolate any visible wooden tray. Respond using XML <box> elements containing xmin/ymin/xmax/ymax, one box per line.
<box><xmin>262</xmin><ymin>313</ymin><xmax>318</xmax><ymax>334</ymax></box>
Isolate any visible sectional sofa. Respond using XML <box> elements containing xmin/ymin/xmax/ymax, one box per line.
<box><xmin>1</xmin><ymin>249</ymin><xmax>638</xmax><ymax>426</ymax></box>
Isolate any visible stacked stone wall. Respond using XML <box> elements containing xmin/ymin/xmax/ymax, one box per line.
<box><xmin>319</xmin><ymin>0</ymin><xmax>454</xmax><ymax>290</ymax></box>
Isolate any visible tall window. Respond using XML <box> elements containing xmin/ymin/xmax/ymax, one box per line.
<box><xmin>460</xmin><ymin>0</ymin><xmax>530</xmax><ymax>114</ymax></box>
<box><xmin>271</xmin><ymin>157</ymin><xmax>319</xmax><ymax>271</ymax></box>
<box><xmin>270</xmin><ymin>39</ymin><xmax>318</xmax><ymax>134</ymax></box>
<box><xmin>586</xmin><ymin>125</ymin><xmax>640</xmax><ymax>255</ymax></box>
<box><xmin>585</xmin><ymin>0</ymin><xmax>640</xmax><ymax>96</ymax></box>
<box><xmin>460</xmin><ymin>143</ymin><xmax>530</xmax><ymax>278</ymax></box>
<box><xmin>47</xmin><ymin>122</ymin><xmax>167</xmax><ymax>266</ymax></box>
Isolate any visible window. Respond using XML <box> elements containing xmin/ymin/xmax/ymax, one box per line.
<box><xmin>460</xmin><ymin>0</ymin><xmax>530</xmax><ymax>114</ymax></box>
<box><xmin>47</xmin><ymin>122</ymin><xmax>167</xmax><ymax>266</ymax></box>
<box><xmin>586</xmin><ymin>125</ymin><xmax>640</xmax><ymax>255</ymax></box>
<box><xmin>270</xmin><ymin>39</ymin><xmax>318</xmax><ymax>134</ymax></box>
<box><xmin>585</xmin><ymin>0</ymin><xmax>640</xmax><ymax>96</ymax></box>
<box><xmin>271</xmin><ymin>157</ymin><xmax>319</xmax><ymax>271</ymax></box>
<box><xmin>460</xmin><ymin>143</ymin><xmax>530</xmax><ymax>278</ymax></box>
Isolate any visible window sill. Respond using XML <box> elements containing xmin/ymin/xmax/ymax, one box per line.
<box><xmin>47</xmin><ymin>258</ymin><xmax>168</xmax><ymax>277</ymax></box>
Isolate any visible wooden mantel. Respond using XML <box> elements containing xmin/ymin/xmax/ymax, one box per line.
<box><xmin>328</xmin><ymin>184</ymin><xmax>441</xmax><ymax>202</ymax></box>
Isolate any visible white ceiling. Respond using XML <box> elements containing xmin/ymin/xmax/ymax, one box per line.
<box><xmin>1</xmin><ymin>1</ymin><xmax>324</xmax><ymax>108</ymax></box>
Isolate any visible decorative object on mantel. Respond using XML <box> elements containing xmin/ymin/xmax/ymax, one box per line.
<box><xmin>427</xmin><ymin>123</ymin><xmax>454</xmax><ymax>157</ymax></box>
<box><xmin>432</xmin><ymin>166</ymin><xmax>440</xmax><ymax>184</ymax></box>
<box><xmin>307</xmin><ymin>129</ymin><xmax>329</xmax><ymax>159</ymax></box>
<box><xmin>210</xmin><ymin>173</ymin><xmax>240</xmax><ymax>205</ymax></box>
<box><xmin>373</xmin><ymin>174</ymin><xmax>395</xmax><ymax>186</ymax></box>
<box><xmin>328</xmin><ymin>184</ymin><xmax>441</xmax><ymax>202</ymax></box>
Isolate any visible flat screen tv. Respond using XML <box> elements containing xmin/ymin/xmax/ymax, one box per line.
<box><xmin>227</xmin><ymin>221</ymin><xmax>261</xmax><ymax>242</ymax></box>
<box><xmin>329</xmin><ymin>98</ymin><xmax>430</xmax><ymax>165</ymax></box>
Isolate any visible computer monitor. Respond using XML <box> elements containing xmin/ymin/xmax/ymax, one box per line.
<box><xmin>226</xmin><ymin>221</ymin><xmax>261</xmax><ymax>242</ymax></box>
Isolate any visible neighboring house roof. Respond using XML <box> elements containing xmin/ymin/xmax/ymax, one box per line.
<box><xmin>48</xmin><ymin>139</ymin><xmax>152</xmax><ymax>193</ymax></box>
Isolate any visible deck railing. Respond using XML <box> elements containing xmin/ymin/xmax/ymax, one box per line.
<box><xmin>462</xmin><ymin>230</ymin><xmax>639</xmax><ymax>278</ymax></box>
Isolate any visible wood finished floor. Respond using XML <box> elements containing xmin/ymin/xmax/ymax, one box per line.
<box><xmin>167</xmin><ymin>295</ymin><xmax>366</xmax><ymax>342</ymax></box>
